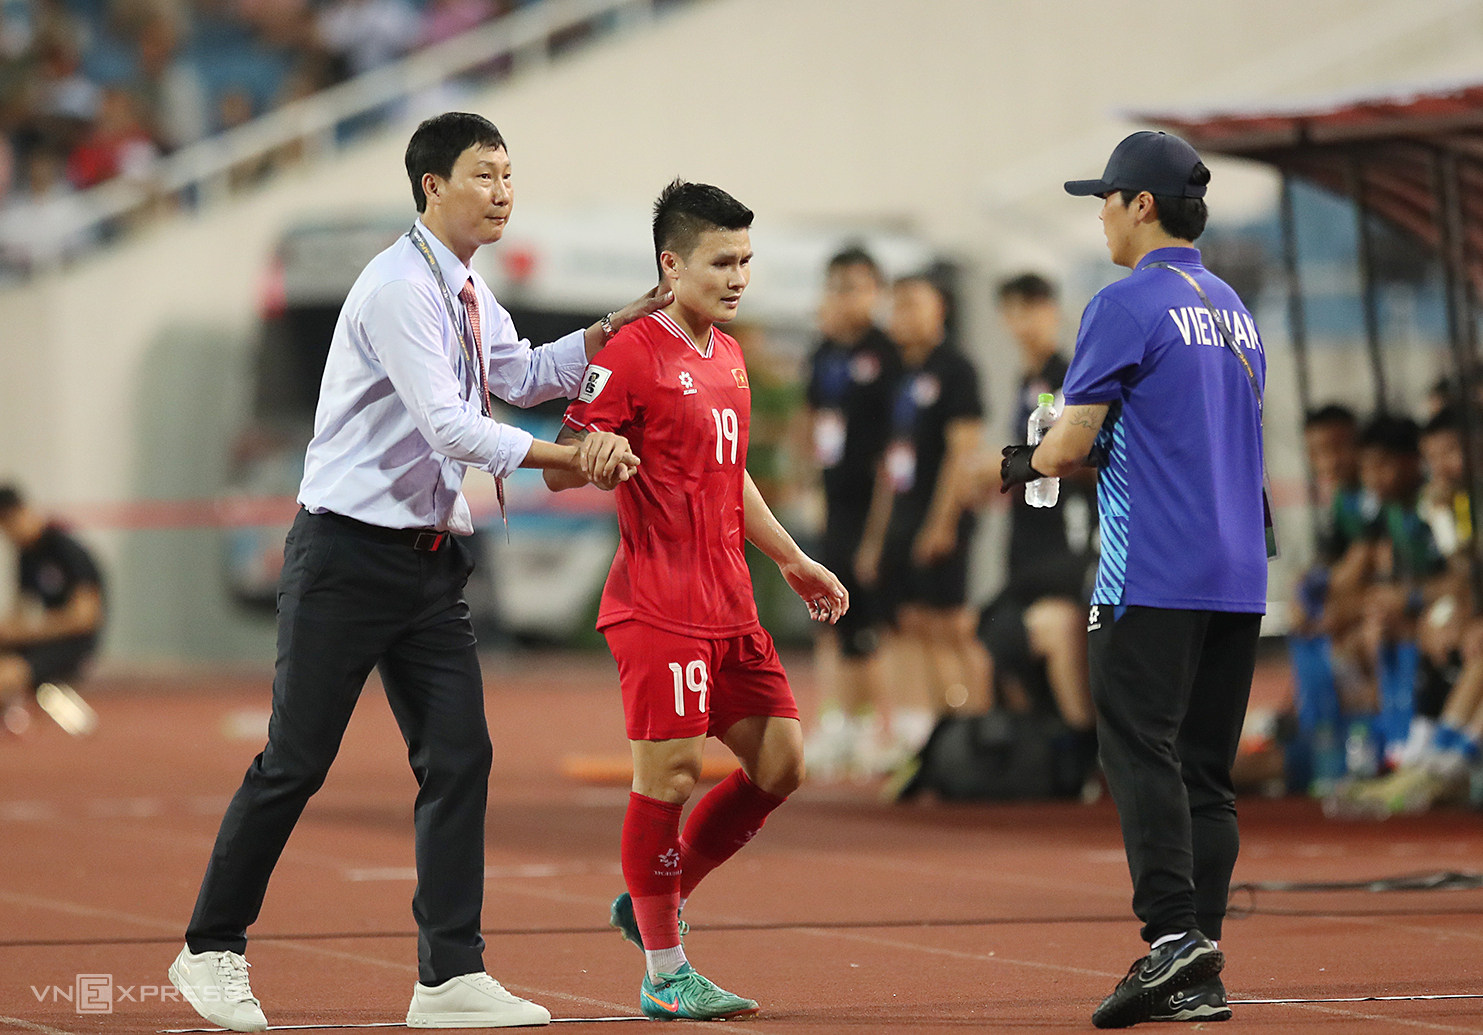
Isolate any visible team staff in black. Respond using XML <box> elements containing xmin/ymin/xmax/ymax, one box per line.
<box><xmin>1003</xmin><ymin>132</ymin><xmax>1269</xmax><ymax>1028</ymax></box>
<box><xmin>978</xmin><ymin>274</ymin><xmax>1097</xmax><ymax>738</ymax></box>
<box><xmin>860</xmin><ymin>274</ymin><xmax>988</xmax><ymax>721</ymax></box>
<box><xmin>802</xmin><ymin>247</ymin><xmax>900</xmax><ymax>777</ymax></box>
<box><xmin>168</xmin><ymin>112</ymin><xmax>665</xmax><ymax>1032</ymax></box>
<box><xmin>0</xmin><ymin>484</ymin><xmax>104</xmax><ymax>736</ymax></box>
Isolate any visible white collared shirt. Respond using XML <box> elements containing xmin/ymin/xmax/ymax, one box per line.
<box><xmin>298</xmin><ymin>220</ymin><xmax>588</xmax><ymax>534</ymax></box>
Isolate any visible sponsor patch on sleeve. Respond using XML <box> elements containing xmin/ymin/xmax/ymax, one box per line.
<box><xmin>578</xmin><ymin>365</ymin><xmax>612</xmax><ymax>403</ymax></box>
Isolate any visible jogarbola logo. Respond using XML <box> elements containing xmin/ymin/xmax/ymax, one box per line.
<box><xmin>732</xmin><ymin>368</ymin><xmax>749</xmax><ymax>389</ymax></box>
<box><xmin>678</xmin><ymin>371</ymin><xmax>697</xmax><ymax>395</ymax></box>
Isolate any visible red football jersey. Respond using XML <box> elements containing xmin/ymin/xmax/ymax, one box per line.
<box><xmin>563</xmin><ymin>310</ymin><xmax>759</xmax><ymax>637</ymax></box>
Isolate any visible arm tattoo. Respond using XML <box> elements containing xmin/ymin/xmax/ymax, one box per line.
<box><xmin>1069</xmin><ymin>412</ymin><xmax>1101</xmax><ymax>431</ymax></box>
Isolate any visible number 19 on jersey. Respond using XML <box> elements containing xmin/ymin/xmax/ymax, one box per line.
<box><xmin>712</xmin><ymin>408</ymin><xmax>739</xmax><ymax>465</ymax></box>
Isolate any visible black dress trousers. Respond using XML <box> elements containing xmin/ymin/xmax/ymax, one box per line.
<box><xmin>186</xmin><ymin>509</ymin><xmax>492</xmax><ymax>984</ymax></box>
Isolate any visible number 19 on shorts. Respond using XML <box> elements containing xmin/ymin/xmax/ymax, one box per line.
<box><xmin>669</xmin><ymin>660</ymin><xmax>709</xmax><ymax>716</ymax></box>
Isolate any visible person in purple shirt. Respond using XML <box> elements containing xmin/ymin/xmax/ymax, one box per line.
<box><xmin>1001</xmin><ymin>131</ymin><xmax>1268</xmax><ymax>1029</ymax></box>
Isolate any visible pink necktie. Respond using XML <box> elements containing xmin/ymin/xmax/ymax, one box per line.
<box><xmin>460</xmin><ymin>278</ymin><xmax>507</xmax><ymax>535</ymax></box>
<box><xmin>458</xmin><ymin>279</ymin><xmax>490</xmax><ymax>416</ymax></box>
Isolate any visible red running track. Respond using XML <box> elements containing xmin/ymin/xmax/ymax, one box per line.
<box><xmin>1</xmin><ymin>650</ymin><xmax>1481</xmax><ymax>1034</ymax></box>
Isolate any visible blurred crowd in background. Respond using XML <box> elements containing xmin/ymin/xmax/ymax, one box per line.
<box><xmin>0</xmin><ymin>0</ymin><xmax>553</xmax><ymax>273</ymax></box>
<box><xmin>1288</xmin><ymin>392</ymin><xmax>1483</xmax><ymax>819</ymax></box>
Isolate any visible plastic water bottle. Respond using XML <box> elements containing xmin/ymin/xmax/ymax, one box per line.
<box><xmin>1025</xmin><ymin>392</ymin><xmax>1060</xmax><ymax>508</ymax></box>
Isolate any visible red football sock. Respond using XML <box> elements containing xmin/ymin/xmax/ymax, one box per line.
<box><xmin>679</xmin><ymin>769</ymin><xmax>786</xmax><ymax>899</ymax></box>
<box><xmin>621</xmin><ymin>792</ymin><xmax>684</xmax><ymax>949</ymax></box>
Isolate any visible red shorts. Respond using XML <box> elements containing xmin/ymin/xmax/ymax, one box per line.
<box><xmin>604</xmin><ymin>621</ymin><xmax>799</xmax><ymax>741</ymax></box>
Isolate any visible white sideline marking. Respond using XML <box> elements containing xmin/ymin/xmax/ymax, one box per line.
<box><xmin>0</xmin><ymin>1016</ymin><xmax>82</xmax><ymax>1035</ymax></box>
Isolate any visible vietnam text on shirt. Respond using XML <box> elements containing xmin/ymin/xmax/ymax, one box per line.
<box><xmin>1061</xmin><ymin>245</ymin><xmax>1267</xmax><ymax>613</ymax></box>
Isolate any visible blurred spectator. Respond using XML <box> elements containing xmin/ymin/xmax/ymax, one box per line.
<box><xmin>1304</xmin><ymin>404</ymin><xmax>1366</xmax><ymax>565</ymax></box>
<box><xmin>0</xmin><ymin>128</ymin><xmax>14</xmax><ymax>205</ymax></box>
<box><xmin>800</xmin><ymin>247</ymin><xmax>902</xmax><ymax>782</ymax></box>
<box><xmin>0</xmin><ymin>0</ymin><xmax>518</xmax><ymax>271</ymax></box>
<box><xmin>1290</xmin><ymin>405</ymin><xmax>1364</xmax><ymax>640</ymax></box>
<box><xmin>1296</xmin><ymin>414</ymin><xmax>1446</xmax><ymax>797</ymax></box>
<box><xmin>420</xmin><ymin>0</ymin><xmax>498</xmax><ymax>47</ymax></box>
<box><xmin>66</xmin><ymin>84</ymin><xmax>158</xmax><ymax>187</ymax></box>
<box><xmin>858</xmin><ymin>274</ymin><xmax>989</xmax><ymax>725</ymax></box>
<box><xmin>29</xmin><ymin>25</ymin><xmax>101</xmax><ymax>153</ymax></box>
<box><xmin>237</xmin><ymin>0</ymin><xmax>312</xmax><ymax>48</ymax></box>
<box><xmin>1286</xmin><ymin>404</ymin><xmax>1365</xmax><ymax>788</ymax></box>
<box><xmin>0</xmin><ymin>484</ymin><xmax>105</xmax><ymax>737</ymax></box>
<box><xmin>136</xmin><ymin>13</ymin><xmax>209</xmax><ymax>150</ymax></box>
<box><xmin>0</xmin><ymin>146</ymin><xmax>93</xmax><ymax>274</ymax></box>
<box><xmin>218</xmin><ymin>85</ymin><xmax>274</xmax><ymax>187</ymax></box>
<box><xmin>1409</xmin><ymin>405</ymin><xmax>1473</xmax><ymax>734</ymax></box>
<box><xmin>977</xmin><ymin>272</ymin><xmax>1097</xmax><ymax>743</ymax></box>
<box><xmin>316</xmin><ymin>0</ymin><xmax>420</xmax><ymax>78</ymax></box>
<box><xmin>1331</xmin><ymin>406</ymin><xmax>1481</xmax><ymax>816</ymax></box>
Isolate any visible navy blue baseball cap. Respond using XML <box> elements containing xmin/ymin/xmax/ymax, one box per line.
<box><xmin>1064</xmin><ymin>131</ymin><xmax>1208</xmax><ymax>198</ymax></box>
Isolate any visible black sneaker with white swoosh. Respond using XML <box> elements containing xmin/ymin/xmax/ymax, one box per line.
<box><xmin>1092</xmin><ymin>931</ymin><xmax>1224</xmax><ymax>1028</ymax></box>
<box><xmin>1150</xmin><ymin>976</ymin><xmax>1231</xmax><ymax>1023</ymax></box>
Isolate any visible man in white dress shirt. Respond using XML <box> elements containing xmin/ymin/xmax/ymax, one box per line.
<box><xmin>168</xmin><ymin>112</ymin><xmax>664</xmax><ymax>1031</ymax></box>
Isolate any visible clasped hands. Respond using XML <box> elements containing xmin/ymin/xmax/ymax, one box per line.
<box><xmin>576</xmin><ymin>431</ymin><xmax>640</xmax><ymax>490</ymax></box>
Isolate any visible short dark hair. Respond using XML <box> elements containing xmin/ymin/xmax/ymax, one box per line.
<box><xmin>1358</xmin><ymin>413</ymin><xmax>1420</xmax><ymax>456</ymax></box>
<box><xmin>405</xmin><ymin>112</ymin><xmax>506</xmax><ymax>213</ymax></box>
<box><xmin>826</xmin><ymin>245</ymin><xmax>882</xmax><ymax>283</ymax></box>
<box><xmin>893</xmin><ymin>272</ymin><xmax>944</xmax><ymax>295</ymax></box>
<box><xmin>997</xmin><ymin>272</ymin><xmax>1057</xmax><ymax>304</ymax></box>
<box><xmin>1304</xmin><ymin>403</ymin><xmax>1358</xmax><ymax>430</ymax></box>
<box><xmin>1423</xmin><ymin>405</ymin><xmax>1461</xmax><ymax>437</ymax></box>
<box><xmin>1120</xmin><ymin>163</ymin><xmax>1211</xmax><ymax>241</ymax></box>
<box><xmin>0</xmin><ymin>484</ymin><xmax>22</xmax><ymax>515</ymax></box>
<box><xmin>652</xmin><ymin>179</ymin><xmax>754</xmax><ymax>278</ymax></box>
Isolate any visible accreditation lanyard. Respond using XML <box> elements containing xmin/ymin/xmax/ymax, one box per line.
<box><xmin>1146</xmin><ymin>260</ymin><xmax>1278</xmax><ymax>560</ymax></box>
<box><xmin>407</xmin><ymin>224</ymin><xmax>508</xmax><ymax>539</ymax></box>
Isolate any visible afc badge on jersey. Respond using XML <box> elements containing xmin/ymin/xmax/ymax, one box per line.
<box><xmin>578</xmin><ymin>365</ymin><xmax>612</xmax><ymax>403</ymax></box>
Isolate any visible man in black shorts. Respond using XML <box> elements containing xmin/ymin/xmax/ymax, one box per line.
<box><xmin>979</xmin><ymin>274</ymin><xmax>1097</xmax><ymax>739</ymax></box>
<box><xmin>802</xmin><ymin>247</ymin><xmax>901</xmax><ymax>778</ymax></box>
<box><xmin>0</xmin><ymin>485</ymin><xmax>105</xmax><ymax>735</ymax></box>
<box><xmin>859</xmin><ymin>274</ymin><xmax>988</xmax><ymax>719</ymax></box>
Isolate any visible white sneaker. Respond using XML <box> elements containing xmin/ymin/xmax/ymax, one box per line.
<box><xmin>407</xmin><ymin>973</ymin><xmax>550</xmax><ymax>1028</ymax></box>
<box><xmin>168</xmin><ymin>945</ymin><xmax>268</xmax><ymax>1032</ymax></box>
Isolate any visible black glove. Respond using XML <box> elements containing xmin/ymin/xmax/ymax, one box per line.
<box><xmin>1000</xmin><ymin>444</ymin><xmax>1045</xmax><ymax>493</ymax></box>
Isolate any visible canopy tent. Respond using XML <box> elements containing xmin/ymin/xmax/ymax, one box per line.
<box><xmin>1140</xmin><ymin>81</ymin><xmax>1483</xmax><ymax>586</ymax></box>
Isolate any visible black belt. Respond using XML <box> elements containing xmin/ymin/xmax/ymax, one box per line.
<box><xmin>319</xmin><ymin>510</ymin><xmax>448</xmax><ymax>552</ymax></box>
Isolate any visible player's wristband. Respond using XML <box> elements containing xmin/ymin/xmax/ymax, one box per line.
<box><xmin>1000</xmin><ymin>444</ymin><xmax>1045</xmax><ymax>493</ymax></box>
<box><xmin>600</xmin><ymin>312</ymin><xmax>617</xmax><ymax>340</ymax></box>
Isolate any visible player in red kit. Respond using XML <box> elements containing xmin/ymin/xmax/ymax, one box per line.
<box><xmin>546</xmin><ymin>180</ymin><xmax>849</xmax><ymax>1020</ymax></box>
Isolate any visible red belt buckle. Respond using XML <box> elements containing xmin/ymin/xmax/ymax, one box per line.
<box><xmin>414</xmin><ymin>531</ymin><xmax>445</xmax><ymax>552</ymax></box>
